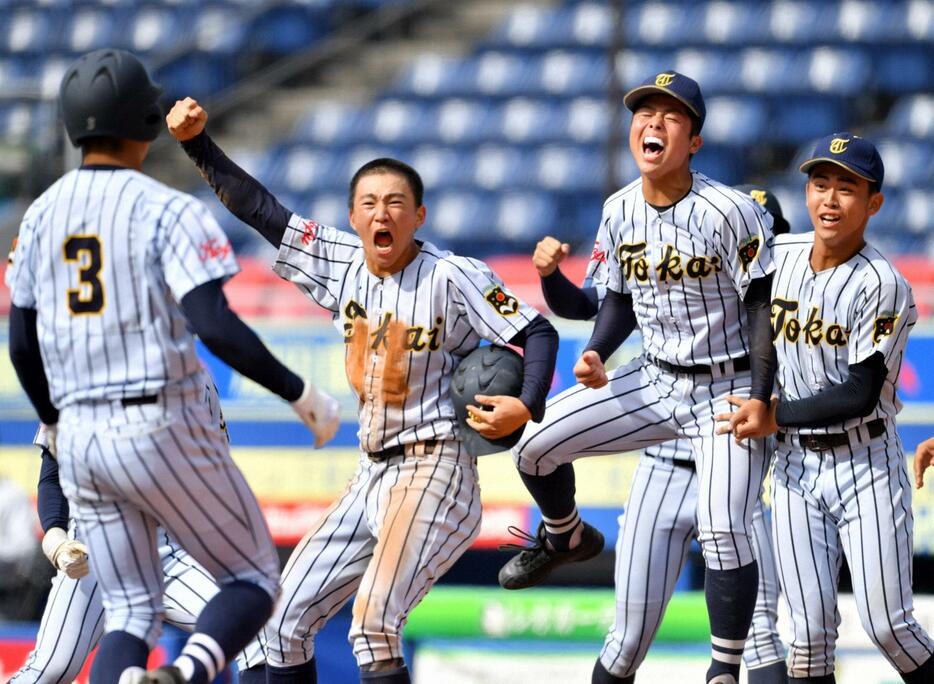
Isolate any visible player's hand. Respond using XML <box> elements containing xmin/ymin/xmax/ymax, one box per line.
<box><xmin>290</xmin><ymin>380</ymin><xmax>341</xmax><ymax>449</ymax></box>
<box><xmin>42</xmin><ymin>527</ymin><xmax>90</xmax><ymax>579</ymax></box>
<box><xmin>914</xmin><ymin>436</ymin><xmax>934</xmax><ymax>489</ymax></box>
<box><xmin>532</xmin><ymin>237</ymin><xmax>571</xmax><ymax>277</ymax></box>
<box><xmin>715</xmin><ymin>396</ymin><xmax>778</xmax><ymax>443</ymax></box>
<box><xmin>574</xmin><ymin>350</ymin><xmax>608</xmax><ymax>388</ymax></box>
<box><xmin>465</xmin><ymin>395</ymin><xmax>532</xmax><ymax>439</ymax></box>
<box><xmin>166</xmin><ymin>97</ymin><xmax>208</xmax><ymax>142</ymax></box>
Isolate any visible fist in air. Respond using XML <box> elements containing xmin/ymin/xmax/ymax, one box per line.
<box><xmin>166</xmin><ymin>97</ymin><xmax>208</xmax><ymax>142</ymax></box>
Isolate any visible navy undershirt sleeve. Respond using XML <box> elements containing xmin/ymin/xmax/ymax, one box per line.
<box><xmin>776</xmin><ymin>352</ymin><xmax>887</xmax><ymax>428</ymax></box>
<box><xmin>507</xmin><ymin>315</ymin><xmax>559</xmax><ymax>423</ymax></box>
<box><xmin>744</xmin><ymin>274</ymin><xmax>777</xmax><ymax>403</ymax></box>
<box><xmin>37</xmin><ymin>449</ymin><xmax>69</xmax><ymax>533</ymax></box>
<box><xmin>8</xmin><ymin>305</ymin><xmax>58</xmax><ymax>425</ymax></box>
<box><xmin>180</xmin><ymin>131</ymin><xmax>290</xmax><ymax>247</ymax></box>
<box><xmin>583</xmin><ymin>289</ymin><xmax>638</xmax><ymax>363</ymax></box>
<box><xmin>181</xmin><ymin>279</ymin><xmax>304</xmax><ymax>402</ymax></box>
<box><xmin>540</xmin><ymin>269</ymin><xmax>599</xmax><ymax>320</ymax></box>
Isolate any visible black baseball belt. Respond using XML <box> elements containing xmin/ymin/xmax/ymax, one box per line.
<box><xmin>368</xmin><ymin>439</ymin><xmax>440</xmax><ymax>463</ymax></box>
<box><xmin>776</xmin><ymin>418</ymin><xmax>886</xmax><ymax>452</ymax></box>
<box><xmin>121</xmin><ymin>395</ymin><xmax>158</xmax><ymax>407</ymax></box>
<box><xmin>648</xmin><ymin>355</ymin><xmax>751</xmax><ymax>376</ymax></box>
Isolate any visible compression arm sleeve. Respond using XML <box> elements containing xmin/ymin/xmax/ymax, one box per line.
<box><xmin>583</xmin><ymin>289</ymin><xmax>638</xmax><ymax>363</ymax></box>
<box><xmin>507</xmin><ymin>315</ymin><xmax>559</xmax><ymax>423</ymax></box>
<box><xmin>37</xmin><ymin>449</ymin><xmax>69</xmax><ymax>533</ymax></box>
<box><xmin>744</xmin><ymin>274</ymin><xmax>777</xmax><ymax>403</ymax></box>
<box><xmin>540</xmin><ymin>269</ymin><xmax>599</xmax><ymax>320</ymax></box>
<box><xmin>775</xmin><ymin>352</ymin><xmax>888</xmax><ymax>428</ymax></box>
<box><xmin>8</xmin><ymin>305</ymin><xmax>58</xmax><ymax>425</ymax></box>
<box><xmin>180</xmin><ymin>131</ymin><xmax>290</xmax><ymax>247</ymax></box>
<box><xmin>181</xmin><ymin>279</ymin><xmax>304</xmax><ymax>401</ymax></box>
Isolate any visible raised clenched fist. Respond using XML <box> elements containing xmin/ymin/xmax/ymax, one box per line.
<box><xmin>166</xmin><ymin>97</ymin><xmax>208</xmax><ymax>142</ymax></box>
<box><xmin>532</xmin><ymin>236</ymin><xmax>571</xmax><ymax>277</ymax></box>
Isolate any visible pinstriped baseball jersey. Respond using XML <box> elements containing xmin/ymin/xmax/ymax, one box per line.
<box><xmin>6</xmin><ymin>168</ymin><xmax>238</xmax><ymax>408</ymax></box>
<box><xmin>273</xmin><ymin>213</ymin><xmax>537</xmax><ymax>454</ymax></box>
<box><xmin>771</xmin><ymin>232</ymin><xmax>916</xmax><ymax>435</ymax></box>
<box><xmin>602</xmin><ymin>170</ymin><xmax>774</xmax><ymax>366</ymax></box>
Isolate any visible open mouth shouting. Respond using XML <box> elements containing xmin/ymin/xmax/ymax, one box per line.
<box><xmin>374</xmin><ymin>229</ymin><xmax>394</xmax><ymax>254</ymax></box>
<box><xmin>817</xmin><ymin>212</ymin><xmax>842</xmax><ymax>228</ymax></box>
<box><xmin>642</xmin><ymin>135</ymin><xmax>665</xmax><ymax>162</ymax></box>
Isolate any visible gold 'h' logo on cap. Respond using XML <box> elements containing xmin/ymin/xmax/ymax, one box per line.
<box><xmin>749</xmin><ymin>189</ymin><xmax>768</xmax><ymax>206</ymax></box>
<box><xmin>829</xmin><ymin>138</ymin><xmax>849</xmax><ymax>154</ymax></box>
<box><xmin>655</xmin><ymin>73</ymin><xmax>675</xmax><ymax>87</ymax></box>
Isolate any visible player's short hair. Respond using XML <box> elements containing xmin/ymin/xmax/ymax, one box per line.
<box><xmin>349</xmin><ymin>158</ymin><xmax>424</xmax><ymax>208</ymax></box>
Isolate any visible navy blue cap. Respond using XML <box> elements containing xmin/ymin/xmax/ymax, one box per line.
<box><xmin>735</xmin><ymin>184</ymin><xmax>790</xmax><ymax>236</ymax></box>
<box><xmin>623</xmin><ymin>71</ymin><xmax>706</xmax><ymax>131</ymax></box>
<box><xmin>799</xmin><ymin>133</ymin><xmax>884</xmax><ymax>189</ymax></box>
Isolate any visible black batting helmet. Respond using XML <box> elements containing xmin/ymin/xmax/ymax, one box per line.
<box><xmin>60</xmin><ymin>48</ymin><xmax>163</xmax><ymax>146</ymax></box>
<box><xmin>450</xmin><ymin>345</ymin><xmax>526</xmax><ymax>457</ymax></box>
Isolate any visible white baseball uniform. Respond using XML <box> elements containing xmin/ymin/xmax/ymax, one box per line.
<box><xmin>254</xmin><ymin>215</ymin><xmax>539</xmax><ymax>669</ymax></box>
<box><xmin>6</xmin><ymin>167</ymin><xmax>280</xmax><ymax>648</ymax></box>
<box><xmin>769</xmin><ymin>232</ymin><xmax>934</xmax><ymax>678</ymax></box>
<box><xmin>515</xmin><ymin>170</ymin><xmax>775</xmax><ymax>572</ymax></box>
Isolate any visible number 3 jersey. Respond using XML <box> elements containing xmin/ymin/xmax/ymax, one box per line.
<box><xmin>6</xmin><ymin>167</ymin><xmax>238</xmax><ymax>408</ymax></box>
<box><xmin>771</xmin><ymin>232</ymin><xmax>916</xmax><ymax>435</ymax></box>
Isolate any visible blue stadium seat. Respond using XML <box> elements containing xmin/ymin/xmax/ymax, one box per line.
<box><xmin>562</xmin><ymin>97</ymin><xmax>609</xmax><ymax>145</ymax></box>
<box><xmin>886</xmin><ymin>95</ymin><xmax>934</xmax><ymax>140</ymax></box>
<box><xmin>875</xmin><ymin>138</ymin><xmax>934</xmax><ymax>189</ymax></box>
<box><xmin>805</xmin><ymin>47</ymin><xmax>871</xmax><ymax>96</ymax></box>
<box><xmin>155</xmin><ymin>53</ymin><xmax>235</xmax><ymax>99</ymax></box>
<box><xmin>615</xmin><ymin>50</ymin><xmax>683</xmax><ymax>92</ymax></box>
<box><xmin>495</xmin><ymin>98</ymin><xmax>562</xmax><ymax>144</ymax></box>
<box><xmin>249</xmin><ymin>5</ymin><xmax>326</xmax><ymax>55</ymax></box>
<box><xmin>58</xmin><ymin>6</ymin><xmax>117</xmax><ymax>53</ymax></box>
<box><xmin>472</xmin><ymin>145</ymin><xmax>534</xmax><ymax>190</ymax></box>
<box><xmin>391</xmin><ymin>54</ymin><xmax>463</xmax><ymax>98</ymax></box>
<box><xmin>768</xmin><ymin>98</ymin><xmax>847</xmax><ymax>143</ymax></box>
<box><xmin>425</xmin><ymin>190</ymin><xmax>494</xmax><ymax>242</ymax></box>
<box><xmin>875</xmin><ymin>47</ymin><xmax>934</xmax><ymax>94</ymax></box>
<box><xmin>738</xmin><ymin>49</ymin><xmax>804</xmax><ymax>93</ymax></box>
<box><xmin>465</xmin><ymin>52</ymin><xmax>537</xmax><ymax>98</ymax></box>
<box><xmin>370</xmin><ymin>99</ymin><xmax>437</xmax><ymax>145</ymax></box>
<box><xmin>534</xmin><ymin>145</ymin><xmax>604</xmax><ymax>192</ymax></box>
<box><xmin>274</xmin><ymin>145</ymin><xmax>344</xmax><ymax>194</ymax></box>
<box><xmin>699</xmin><ymin>2</ymin><xmax>771</xmax><ymax>46</ymax></box>
<box><xmin>411</xmin><ymin>145</ymin><xmax>475</xmax><ymax>190</ymax></box>
<box><xmin>533</xmin><ymin>50</ymin><xmax>608</xmax><ymax>97</ymax></box>
<box><xmin>191</xmin><ymin>4</ymin><xmax>249</xmax><ymax>55</ymax></box>
<box><xmin>494</xmin><ymin>191</ymin><xmax>559</xmax><ymax>242</ymax></box>
<box><xmin>491</xmin><ymin>3</ymin><xmax>611</xmax><ymax>50</ymax></box>
<box><xmin>432</xmin><ymin>99</ymin><xmax>496</xmax><ymax>145</ymax></box>
<box><xmin>117</xmin><ymin>5</ymin><xmax>189</xmax><ymax>55</ymax></box>
<box><xmin>765</xmin><ymin>2</ymin><xmax>836</xmax><ymax>44</ymax></box>
<box><xmin>292</xmin><ymin>103</ymin><xmax>371</xmax><ymax>144</ymax></box>
<box><xmin>623</xmin><ymin>3</ymin><xmax>704</xmax><ymax>47</ymax></box>
<box><xmin>833</xmin><ymin>0</ymin><xmax>905</xmax><ymax>43</ymax></box>
<box><xmin>701</xmin><ymin>97</ymin><xmax>768</xmax><ymax>145</ymax></box>
<box><xmin>338</xmin><ymin>144</ymin><xmax>407</xmax><ymax>181</ymax></box>
<box><xmin>672</xmin><ymin>49</ymin><xmax>740</xmax><ymax>95</ymax></box>
<box><xmin>692</xmin><ymin>145</ymin><xmax>745</xmax><ymax>186</ymax></box>
<box><xmin>897</xmin><ymin>189</ymin><xmax>934</xmax><ymax>236</ymax></box>
<box><xmin>1</xmin><ymin>6</ymin><xmax>60</xmax><ymax>53</ymax></box>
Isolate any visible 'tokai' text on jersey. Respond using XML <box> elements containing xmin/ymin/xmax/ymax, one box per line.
<box><xmin>770</xmin><ymin>233</ymin><xmax>916</xmax><ymax>435</ymax></box>
<box><xmin>274</xmin><ymin>214</ymin><xmax>537</xmax><ymax>454</ymax></box>
<box><xmin>601</xmin><ymin>171</ymin><xmax>775</xmax><ymax>367</ymax></box>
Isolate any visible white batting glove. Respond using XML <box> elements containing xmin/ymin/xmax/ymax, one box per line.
<box><xmin>290</xmin><ymin>381</ymin><xmax>340</xmax><ymax>449</ymax></box>
<box><xmin>42</xmin><ymin>527</ymin><xmax>90</xmax><ymax>579</ymax></box>
<box><xmin>33</xmin><ymin>423</ymin><xmax>58</xmax><ymax>459</ymax></box>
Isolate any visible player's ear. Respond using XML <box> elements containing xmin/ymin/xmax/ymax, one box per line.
<box><xmin>415</xmin><ymin>204</ymin><xmax>426</xmax><ymax>229</ymax></box>
<box><xmin>689</xmin><ymin>133</ymin><xmax>703</xmax><ymax>155</ymax></box>
<box><xmin>867</xmin><ymin>190</ymin><xmax>884</xmax><ymax>217</ymax></box>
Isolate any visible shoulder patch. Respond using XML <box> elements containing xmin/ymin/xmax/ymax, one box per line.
<box><xmin>872</xmin><ymin>314</ymin><xmax>898</xmax><ymax>344</ymax></box>
<box><xmin>737</xmin><ymin>236</ymin><xmax>761</xmax><ymax>272</ymax></box>
<box><xmin>485</xmin><ymin>285</ymin><xmax>519</xmax><ymax>316</ymax></box>
<box><xmin>301</xmin><ymin>219</ymin><xmax>319</xmax><ymax>245</ymax></box>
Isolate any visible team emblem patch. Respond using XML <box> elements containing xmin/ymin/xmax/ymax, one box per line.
<box><xmin>485</xmin><ymin>285</ymin><xmax>519</xmax><ymax>316</ymax></box>
<box><xmin>872</xmin><ymin>314</ymin><xmax>898</xmax><ymax>344</ymax></box>
<box><xmin>749</xmin><ymin>189</ymin><xmax>768</xmax><ymax>207</ymax></box>
<box><xmin>737</xmin><ymin>236</ymin><xmax>760</xmax><ymax>272</ymax></box>
<box><xmin>199</xmin><ymin>237</ymin><xmax>231</xmax><ymax>262</ymax></box>
<box><xmin>829</xmin><ymin>137</ymin><xmax>849</xmax><ymax>154</ymax></box>
<box><xmin>590</xmin><ymin>240</ymin><xmax>607</xmax><ymax>264</ymax></box>
<box><xmin>301</xmin><ymin>219</ymin><xmax>319</xmax><ymax>245</ymax></box>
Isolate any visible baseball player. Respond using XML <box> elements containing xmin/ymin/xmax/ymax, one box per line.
<box><xmin>6</xmin><ymin>49</ymin><xmax>340</xmax><ymax>684</ymax></box>
<box><xmin>717</xmin><ymin>134</ymin><xmax>934</xmax><ymax>683</ymax></box>
<box><xmin>531</xmin><ymin>185</ymin><xmax>789</xmax><ymax>684</ymax></box>
<box><xmin>500</xmin><ymin>72</ymin><xmax>777</xmax><ymax>684</ymax></box>
<box><xmin>913</xmin><ymin>436</ymin><xmax>934</xmax><ymax>488</ymax></box>
<box><xmin>166</xmin><ymin>97</ymin><xmax>558</xmax><ymax>684</ymax></box>
<box><xmin>12</xmin><ymin>427</ymin><xmax>263</xmax><ymax>684</ymax></box>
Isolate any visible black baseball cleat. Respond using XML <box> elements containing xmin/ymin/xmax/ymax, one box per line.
<box><xmin>498</xmin><ymin>521</ymin><xmax>605</xmax><ymax>590</ymax></box>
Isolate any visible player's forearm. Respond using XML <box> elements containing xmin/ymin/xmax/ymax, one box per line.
<box><xmin>508</xmin><ymin>315</ymin><xmax>558</xmax><ymax>422</ymax></box>
<box><xmin>744</xmin><ymin>274</ymin><xmax>777</xmax><ymax>403</ymax></box>
<box><xmin>37</xmin><ymin>449</ymin><xmax>70</xmax><ymax>533</ymax></box>
<box><xmin>540</xmin><ymin>270</ymin><xmax>599</xmax><ymax>320</ymax></box>
<box><xmin>776</xmin><ymin>352</ymin><xmax>886</xmax><ymax>428</ymax></box>
<box><xmin>181</xmin><ymin>280</ymin><xmax>304</xmax><ymax>402</ymax></box>
<box><xmin>179</xmin><ymin>131</ymin><xmax>290</xmax><ymax>247</ymax></box>
<box><xmin>8</xmin><ymin>305</ymin><xmax>59</xmax><ymax>425</ymax></box>
<box><xmin>584</xmin><ymin>289</ymin><xmax>637</xmax><ymax>363</ymax></box>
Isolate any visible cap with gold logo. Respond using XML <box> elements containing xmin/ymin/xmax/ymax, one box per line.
<box><xmin>798</xmin><ymin>132</ymin><xmax>884</xmax><ymax>189</ymax></box>
<box><xmin>623</xmin><ymin>71</ymin><xmax>706</xmax><ymax>130</ymax></box>
<box><xmin>735</xmin><ymin>184</ymin><xmax>790</xmax><ymax>235</ymax></box>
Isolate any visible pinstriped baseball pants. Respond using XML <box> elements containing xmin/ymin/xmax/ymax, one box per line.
<box><xmin>258</xmin><ymin>443</ymin><xmax>481</xmax><ymax>669</ymax></box>
<box><xmin>56</xmin><ymin>374</ymin><xmax>280</xmax><ymax>648</ymax></box>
